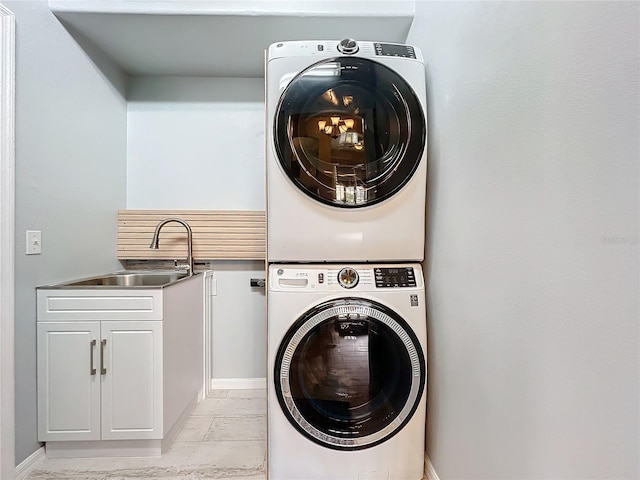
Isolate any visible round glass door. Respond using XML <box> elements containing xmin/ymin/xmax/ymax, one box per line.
<box><xmin>274</xmin><ymin>57</ymin><xmax>426</xmax><ymax>208</ymax></box>
<box><xmin>274</xmin><ymin>298</ymin><xmax>425</xmax><ymax>450</ymax></box>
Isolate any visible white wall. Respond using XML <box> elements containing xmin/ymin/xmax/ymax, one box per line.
<box><xmin>408</xmin><ymin>2</ymin><xmax>639</xmax><ymax>479</ymax></box>
<box><xmin>209</xmin><ymin>261</ymin><xmax>266</xmax><ymax>380</ymax></box>
<box><xmin>127</xmin><ymin>76</ymin><xmax>267</xmax><ymax>381</ymax></box>
<box><xmin>5</xmin><ymin>0</ymin><xmax>127</xmax><ymax>465</ymax></box>
<box><xmin>127</xmin><ymin>76</ymin><xmax>265</xmax><ymax>210</ymax></box>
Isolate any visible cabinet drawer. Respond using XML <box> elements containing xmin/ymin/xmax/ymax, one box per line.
<box><xmin>37</xmin><ymin>289</ymin><xmax>163</xmax><ymax>321</ymax></box>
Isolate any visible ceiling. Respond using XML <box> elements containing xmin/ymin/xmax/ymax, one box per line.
<box><xmin>50</xmin><ymin>0</ymin><xmax>415</xmax><ymax>77</ymax></box>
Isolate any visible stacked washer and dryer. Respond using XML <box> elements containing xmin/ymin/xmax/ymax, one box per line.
<box><xmin>265</xmin><ymin>39</ymin><xmax>428</xmax><ymax>480</ymax></box>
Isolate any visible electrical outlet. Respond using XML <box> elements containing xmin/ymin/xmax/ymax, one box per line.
<box><xmin>26</xmin><ymin>230</ymin><xmax>42</xmax><ymax>255</ymax></box>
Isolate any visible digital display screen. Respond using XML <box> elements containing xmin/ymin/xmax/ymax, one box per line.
<box><xmin>374</xmin><ymin>43</ymin><xmax>416</xmax><ymax>59</ymax></box>
<box><xmin>374</xmin><ymin>267</ymin><xmax>416</xmax><ymax>288</ymax></box>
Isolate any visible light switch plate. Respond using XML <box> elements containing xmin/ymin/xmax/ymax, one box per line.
<box><xmin>26</xmin><ymin>230</ymin><xmax>42</xmax><ymax>255</ymax></box>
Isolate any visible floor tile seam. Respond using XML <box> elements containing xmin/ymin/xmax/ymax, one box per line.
<box><xmin>201</xmin><ymin>439</ymin><xmax>266</xmax><ymax>443</ymax></box>
<box><xmin>190</xmin><ymin>413</ymin><xmax>265</xmax><ymax>418</ymax></box>
<box><xmin>193</xmin><ymin>409</ymin><xmax>266</xmax><ymax>413</ymax></box>
<box><xmin>213</xmin><ymin>413</ymin><xmax>267</xmax><ymax>419</ymax></box>
<box><xmin>172</xmin><ymin>437</ymin><xmax>266</xmax><ymax>443</ymax></box>
<box><xmin>171</xmin><ymin>439</ymin><xmax>266</xmax><ymax>443</ymax></box>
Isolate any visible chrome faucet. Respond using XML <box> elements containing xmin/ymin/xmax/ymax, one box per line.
<box><xmin>149</xmin><ymin>217</ymin><xmax>194</xmax><ymax>276</ymax></box>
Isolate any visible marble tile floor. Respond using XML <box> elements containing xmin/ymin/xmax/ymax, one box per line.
<box><xmin>25</xmin><ymin>389</ymin><xmax>267</xmax><ymax>480</ymax></box>
<box><xmin>25</xmin><ymin>388</ymin><xmax>428</xmax><ymax>480</ymax></box>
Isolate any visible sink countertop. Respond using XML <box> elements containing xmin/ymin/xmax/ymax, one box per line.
<box><xmin>38</xmin><ymin>270</ymin><xmax>198</xmax><ymax>289</ymax></box>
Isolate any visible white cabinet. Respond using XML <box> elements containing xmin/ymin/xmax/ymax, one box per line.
<box><xmin>37</xmin><ymin>322</ymin><xmax>101</xmax><ymax>441</ymax></box>
<box><xmin>37</xmin><ymin>276</ymin><xmax>204</xmax><ymax>458</ymax></box>
<box><xmin>101</xmin><ymin>321</ymin><xmax>162</xmax><ymax>440</ymax></box>
<box><xmin>37</xmin><ymin>321</ymin><xmax>162</xmax><ymax>442</ymax></box>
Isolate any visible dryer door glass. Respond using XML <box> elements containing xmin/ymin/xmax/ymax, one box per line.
<box><xmin>274</xmin><ymin>298</ymin><xmax>425</xmax><ymax>450</ymax></box>
<box><xmin>274</xmin><ymin>57</ymin><xmax>426</xmax><ymax>208</ymax></box>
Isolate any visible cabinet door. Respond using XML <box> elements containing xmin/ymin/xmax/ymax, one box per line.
<box><xmin>100</xmin><ymin>321</ymin><xmax>163</xmax><ymax>440</ymax></box>
<box><xmin>37</xmin><ymin>322</ymin><xmax>101</xmax><ymax>441</ymax></box>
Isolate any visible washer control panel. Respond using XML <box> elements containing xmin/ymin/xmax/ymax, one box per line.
<box><xmin>374</xmin><ymin>267</ymin><xmax>416</xmax><ymax>288</ymax></box>
<box><xmin>270</xmin><ymin>264</ymin><xmax>423</xmax><ymax>291</ymax></box>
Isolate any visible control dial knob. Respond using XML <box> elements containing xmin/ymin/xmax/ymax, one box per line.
<box><xmin>337</xmin><ymin>38</ymin><xmax>359</xmax><ymax>55</ymax></box>
<box><xmin>338</xmin><ymin>267</ymin><xmax>359</xmax><ymax>289</ymax></box>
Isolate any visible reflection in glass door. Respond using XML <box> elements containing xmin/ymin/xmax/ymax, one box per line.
<box><xmin>274</xmin><ymin>298</ymin><xmax>425</xmax><ymax>450</ymax></box>
<box><xmin>275</xmin><ymin>57</ymin><xmax>426</xmax><ymax>208</ymax></box>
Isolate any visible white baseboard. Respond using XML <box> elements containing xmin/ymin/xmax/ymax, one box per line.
<box><xmin>211</xmin><ymin>377</ymin><xmax>266</xmax><ymax>390</ymax></box>
<box><xmin>162</xmin><ymin>392</ymin><xmax>199</xmax><ymax>454</ymax></box>
<box><xmin>424</xmin><ymin>455</ymin><xmax>440</xmax><ymax>480</ymax></box>
<box><xmin>45</xmin><ymin>440</ymin><xmax>162</xmax><ymax>459</ymax></box>
<box><xmin>15</xmin><ymin>446</ymin><xmax>45</xmax><ymax>480</ymax></box>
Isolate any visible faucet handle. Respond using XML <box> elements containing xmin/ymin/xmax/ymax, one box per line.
<box><xmin>174</xmin><ymin>260</ymin><xmax>191</xmax><ymax>272</ymax></box>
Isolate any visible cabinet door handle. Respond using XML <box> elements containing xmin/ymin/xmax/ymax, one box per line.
<box><xmin>100</xmin><ymin>339</ymin><xmax>107</xmax><ymax>375</ymax></box>
<box><xmin>90</xmin><ymin>339</ymin><xmax>97</xmax><ymax>375</ymax></box>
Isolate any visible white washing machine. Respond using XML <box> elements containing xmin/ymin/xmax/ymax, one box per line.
<box><xmin>267</xmin><ymin>263</ymin><xmax>427</xmax><ymax>480</ymax></box>
<box><xmin>266</xmin><ymin>40</ymin><xmax>428</xmax><ymax>263</ymax></box>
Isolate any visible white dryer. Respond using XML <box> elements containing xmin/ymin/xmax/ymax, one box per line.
<box><xmin>267</xmin><ymin>263</ymin><xmax>427</xmax><ymax>480</ymax></box>
<box><xmin>266</xmin><ymin>40</ymin><xmax>428</xmax><ymax>263</ymax></box>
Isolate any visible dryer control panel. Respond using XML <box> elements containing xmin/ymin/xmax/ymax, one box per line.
<box><xmin>374</xmin><ymin>42</ymin><xmax>416</xmax><ymax>59</ymax></box>
<box><xmin>267</xmin><ymin>40</ymin><xmax>424</xmax><ymax>63</ymax></box>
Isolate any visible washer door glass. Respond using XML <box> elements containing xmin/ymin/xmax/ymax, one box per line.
<box><xmin>274</xmin><ymin>298</ymin><xmax>425</xmax><ymax>450</ymax></box>
<box><xmin>274</xmin><ymin>57</ymin><xmax>426</xmax><ymax>208</ymax></box>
